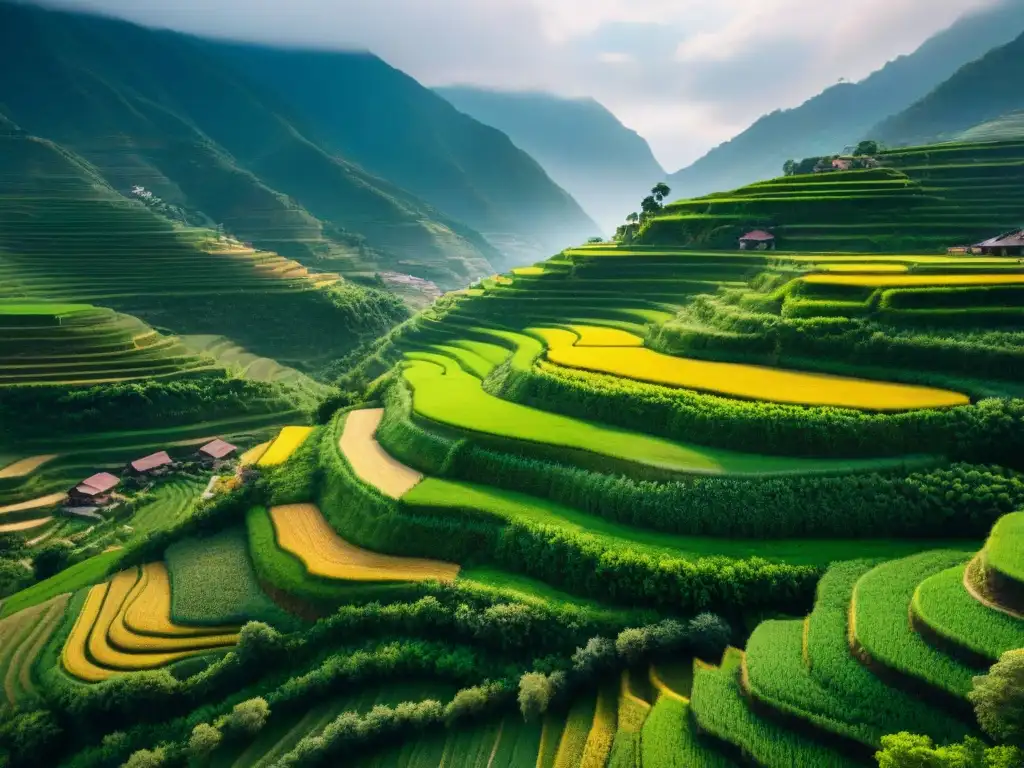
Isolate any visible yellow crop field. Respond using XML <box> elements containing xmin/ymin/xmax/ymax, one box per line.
<box><xmin>534</xmin><ymin>327</ymin><xmax>968</xmax><ymax>411</ymax></box>
<box><xmin>0</xmin><ymin>517</ymin><xmax>52</xmax><ymax>533</ymax></box>
<box><xmin>0</xmin><ymin>493</ymin><xmax>63</xmax><ymax>515</ymax></box>
<box><xmin>784</xmin><ymin>254</ymin><xmax>1021</xmax><ymax>266</ymax></box>
<box><xmin>553</xmin><ymin>694</ymin><xmax>597</xmax><ymax>768</ymax></box>
<box><xmin>270</xmin><ymin>503</ymin><xmax>460</xmax><ymax>582</ymax></box>
<box><xmin>62</xmin><ymin>585</ymin><xmax>116</xmax><ymax>683</ymax></box>
<box><xmin>339</xmin><ymin>409</ymin><xmax>423</xmax><ymax>499</ymax></box>
<box><xmin>579</xmin><ymin>685</ymin><xmax>617</xmax><ymax>768</ymax></box>
<box><xmin>816</xmin><ymin>263</ymin><xmax>909</xmax><ymax>273</ymax></box>
<box><xmin>240</xmin><ymin>441</ymin><xmax>271</xmax><ymax>466</ymax></box>
<box><xmin>0</xmin><ymin>454</ymin><xmax>58</xmax><ymax>479</ymax></box>
<box><xmin>617</xmin><ymin>669</ymin><xmax>652</xmax><ymax>733</ymax></box>
<box><xmin>258</xmin><ymin>426</ymin><xmax>314</xmax><ymax>467</ymax></box>
<box><xmin>123</xmin><ymin>563</ymin><xmax>237</xmax><ymax>638</ymax></box>
<box><xmin>569</xmin><ymin>324</ymin><xmax>644</xmax><ymax>347</ymax></box>
<box><xmin>802</xmin><ymin>273</ymin><xmax>1024</xmax><ymax>288</ymax></box>
<box><xmin>512</xmin><ymin>266</ymin><xmax>545</xmax><ymax>276</ymax></box>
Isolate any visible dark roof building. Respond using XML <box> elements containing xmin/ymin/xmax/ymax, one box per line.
<box><xmin>739</xmin><ymin>230</ymin><xmax>776</xmax><ymax>250</ymax></box>
<box><xmin>130</xmin><ymin>451</ymin><xmax>173</xmax><ymax>474</ymax></box>
<box><xmin>198</xmin><ymin>439</ymin><xmax>237</xmax><ymax>460</ymax></box>
<box><xmin>74</xmin><ymin>472</ymin><xmax>120</xmax><ymax>497</ymax></box>
<box><xmin>975</xmin><ymin>229</ymin><xmax>1024</xmax><ymax>256</ymax></box>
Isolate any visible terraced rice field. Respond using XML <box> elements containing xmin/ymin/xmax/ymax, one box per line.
<box><xmin>0</xmin><ymin>548</ymin><xmax>122</xmax><ymax>618</ymax></box>
<box><xmin>911</xmin><ymin>563</ymin><xmax>1024</xmax><ymax>662</ymax></box>
<box><xmin>551</xmin><ymin>693</ymin><xmax>597</xmax><ymax>768</ymax></box>
<box><xmin>641</xmin><ymin>695</ymin><xmax>733</xmax><ymax>768</ymax></box>
<box><xmin>851</xmin><ymin>551</ymin><xmax>976</xmax><ymax>698</ymax></box>
<box><xmin>240</xmin><ymin>441</ymin><xmax>272</xmax><ymax>466</ymax></box>
<box><xmin>258</xmin><ymin>426</ymin><xmax>315</xmax><ymax>467</ymax></box>
<box><xmin>0</xmin><ymin>454</ymin><xmax>58</xmax><ymax>478</ymax></box>
<box><xmin>120</xmin><ymin>562</ymin><xmax>238</xmax><ymax>639</ymax></box>
<box><xmin>62</xmin><ymin>567</ymin><xmax>238</xmax><ymax>683</ymax></box>
<box><xmin>0</xmin><ymin>594</ymin><xmax>69</xmax><ymax>705</ymax></box>
<box><xmin>129</xmin><ymin>478</ymin><xmax>204</xmax><ymax>536</ymax></box>
<box><xmin>802</xmin><ymin>273</ymin><xmax>1024</xmax><ymax>288</ymax></box>
<box><xmin>401</xmin><ymin>352</ymin><xmax>921</xmax><ymax>477</ymax></box>
<box><xmin>533</xmin><ymin>325</ymin><xmax>968</xmax><ymax>410</ymax></box>
<box><xmin>983</xmin><ymin>512</ymin><xmax>1024</xmax><ymax>586</ymax></box>
<box><xmin>270</xmin><ymin>503</ymin><xmax>459</xmax><ymax>582</ymax></box>
<box><xmin>690</xmin><ymin>649</ymin><xmax>859</xmax><ymax>767</ymax></box>
<box><xmin>579</xmin><ymin>684</ymin><xmax>616</xmax><ymax>768</ymax></box>
<box><xmin>339</xmin><ymin>409</ymin><xmax>423</xmax><ymax>499</ymax></box>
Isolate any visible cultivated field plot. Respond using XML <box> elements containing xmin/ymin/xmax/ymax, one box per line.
<box><xmin>62</xmin><ymin>566</ymin><xmax>239</xmax><ymax>682</ymax></box>
<box><xmin>533</xmin><ymin>325</ymin><xmax>968</xmax><ymax>410</ymax></box>
<box><xmin>802</xmin><ymin>273</ymin><xmax>1024</xmax><ymax>288</ymax></box>
<box><xmin>401</xmin><ymin>352</ymin><xmax>920</xmax><ymax>477</ymax></box>
<box><xmin>339</xmin><ymin>409</ymin><xmax>423</xmax><ymax>499</ymax></box>
<box><xmin>258</xmin><ymin>426</ymin><xmax>315</xmax><ymax>467</ymax></box>
<box><xmin>0</xmin><ymin>593</ymin><xmax>69</xmax><ymax>705</ymax></box>
<box><xmin>270</xmin><ymin>503</ymin><xmax>459</xmax><ymax>582</ymax></box>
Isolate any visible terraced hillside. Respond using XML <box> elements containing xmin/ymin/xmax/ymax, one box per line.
<box><xmin>0</xmin><ymin>234</ymin><xmax>1022</xmax><ymax>767</ymax></box>
<box><xmin>643</xmin><ymin>139</ymin><xmax>1024</xmax><ymax>253</ymax></box>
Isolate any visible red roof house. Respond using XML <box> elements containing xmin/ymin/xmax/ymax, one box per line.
<box><xmin>75</xmin><ymin>472</ymin><xmax>120</xmax><ymax>497</ymax></box>
<box><xmin>198</xmin><ymin>439</ymin><xmax>238</xmax><ymax>461</ymax></box>
<box><xmin>739</xmin><ymin>230</ymin><xmax>776</xmax><ymax>250</ymax></box>
<box><xmin>130</xmin><ymin>451</ymin><xmax>173</xmax><ymax>474</ymax></box>
<box><xmin>832</xmin><ymin>158</ymin><xmax>853</xmax><ymax>171</ymax></box>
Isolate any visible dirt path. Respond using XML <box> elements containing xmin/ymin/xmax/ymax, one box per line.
<box><xmin>338</xmin><ymin>409</ymin><xmax>423</xmax><ymax>499</ymax></box>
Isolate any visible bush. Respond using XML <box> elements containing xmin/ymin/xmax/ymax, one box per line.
<box><xmin>875</xmin><ymin>733</ymin><xmax>1022</xmax><ymax>767</ymax></box>
<box><xmin>123</xmin><ymin>747</ymin><xmax>168</xmax><ymax>768</ymax></box>
<box><xmin>969</xmin><ymin>651</ymin><xmax>1024</xmax><ymax>746</ymax></box>
<box><xmin>220</xmin><ymin>698</ymin><xmax>269</xmax><ymax>737</ymax></box>
<box><xmin>518</xmin><ymin>671</ymin><xmax>566</xmax><ymax>721</ymax></box>
<box><xmin>185</xmin><ymin>723</ymin><xmax>221</xmax><ymax>759</ymax></box>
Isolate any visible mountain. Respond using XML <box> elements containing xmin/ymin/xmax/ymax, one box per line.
<box><xmin>871</xmin><ymin>30</ymin><xmax>1024</xmax><ymax>146</ymax></box>
<box><xmin>434</xmin><ymin>87</ymin><xmax>664</xmax><ymax>235</ymax></box>
<box><xmin>666</xmin><ymin>0</ymin><xmax>1024</xmax><ymax>198</ymax></box>
<box><xmin>203</xmin><ymin>44</ymin><xmax>600</xmax><ymax>260</ymax></box>
<box><xmin>0</xmin><ymin>1</ymin><xmax>540</xmax><ymax>288</ymax></box>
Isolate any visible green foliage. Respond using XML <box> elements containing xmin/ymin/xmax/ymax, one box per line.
<box><xmin>875</xmin><ymin>733</ymin><xmax>1023</xmax><ymax>768</ymax></box>
<box><xmin>969</xmin><ymin>651</ymin><xmax>1024</xmax><ymax>747</ymax></box>
<box><xmin>185</xmin><ymin>723</ymin><xmax>221</xmax><ymax>759</ymax></box>
<box><xmin>1</xmin><ymin>549</ymin><xmax>122</xmax><ymax>618</ymax></box>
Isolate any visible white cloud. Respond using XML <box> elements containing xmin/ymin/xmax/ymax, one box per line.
<box><xmin>40</xmin><ymin>0</ymin><xmax>1010</xmax><ymax>169</ymax></box>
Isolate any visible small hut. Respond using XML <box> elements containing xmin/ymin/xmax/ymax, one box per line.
<box><xmin>974</xmin><ymin>229</ymin><xmax>1024</xmax><ymax>257</ymax></box>
<box><xmin>739</xmin><ymin>230</ymin><xmax>776</xmax><ymax>251</ymax></box>
<box><xmin>128</xmin><ymin>451</ymin><xmax>173</xmax><ymax>476</ymax></box>
<box><xmin>197</xmin><ymin>439</ymin><xmax>238</xmax><ymax>466</ymax></box>
<box><xmin>68</xmin><ymin>472</ymin><xmax>120</xmax><ymax>506</ymax></box>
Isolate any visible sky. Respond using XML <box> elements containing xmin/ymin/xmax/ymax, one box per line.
<box><xmin>44</xmin><ymin>0</ymin><xmax>1003</xmax><ymax>170</ymax></box>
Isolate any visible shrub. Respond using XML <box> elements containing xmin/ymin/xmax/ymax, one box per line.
<box><xmin>122</xmin><ymin>747</ymin><xmax>167</xmax><ymax>768</ymax></box>
<box><xmin>185</xmin><ymin>723</ymin><xmax>221</xmax><ymax>759</ymax></box>
<box><xmin>519</xmin><ymin>672</ymin><xmax>565</xmax><ymax>721</ymax></box>
<box><xmin>220</xmin><ymin>698</ymin><xmax>270</xmax><ymax>737</ymax></box>
<box><xmin>969</xmin><ymin>651</ymin><xmax>1024</xmax><ymax>746</ymax></box>
<box><xmin>875</xmin><ymin>733</ymin><xmax>1023</xmax><ymax>767</ymax></box>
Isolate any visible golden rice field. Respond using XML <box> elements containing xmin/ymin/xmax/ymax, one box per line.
<box><xmin>0</xmin><ymin>493</ymin><xmax>64</xmax><ymax>515</ymax></box>
<box><xmin>118</xmin><ymin>565</ymin><xmax>238</xmax><ymax>643</ymax></box>
<box><xmin>269</xmin><ymin>503</ymin><xmax>460</xmax><ymax>582</ymax></box>
<box><xmin>579</xmin><ymin>685</ymin><xmax>617</xmax><ymax>768</ymax></box>
<box><xmin>239</xmin><ymin>441</ymin><xmax>271</xmax><ymax>466</ymax></box>
<box><xmin>258</xmin><ymin>426</ymin><xmax>315</xmax><ymax>467</ymax></box>
<box><xmin>339</xmin><ymin>409</ymin><xmax>423</xmax><ymax>499</ymax></box>
<box><xmin>565</xmin><ymin>324</ymin><xmax>644</xmax><ymax>347</ymax></box>
<box><xmin>0</xmin><ymin>454</ymin><xmax>58</xmax><ymax>479</ymax></box>
<box><xmin>553</xmin><ymin>694</ymin><xmax>597</xmax><ymax>768</ymax></box>
<box><xmin>617</xmin><ymin>669</ymin><xmax>652</xmax><ymax>733</ymax></box>
<box><xmin>532</xmin><ymin>327</ymin><xmax>969</xmax><ymax>411</ymax></box>
<box><xmin>783</xmin><ymin>254</ymin><xmax>1022</xmax><ymax>265</ymax></box>
<box><xmin>62</xmin><ymin>566</ymin><xmax>240</xmax><ymax>682</ymax></box>
<box><xmin>0</xmin><ymin>517</ymin><xmax>52</xmax><ymax>533</ymax></box>
<box><xmin>814</xmin><ymin>264</ymin><xmax>909</xmax><ymax>273</ymax></box>
<box><xmin>512</xmin><ymin>266</ymin><xmax>545</xmax><ymax>276</ymax></box>
<box><xmin>802</xmin><ymin>273</ymin><xmax>1024</xmax><ymax>288</ymax></box>
<box><xmin>0</xmin><ymin>593</ymin><xmax>69</xmax><ymax>705</ymax></box>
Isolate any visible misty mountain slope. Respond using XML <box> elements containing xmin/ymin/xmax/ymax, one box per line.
<box><xmin>0</xmin><ymin>0</ymin><xmax>498</xmax><ymax>288</ymax></box>
<box><xmin>435</xmin><ymin>87</ymin><xmax>664</xmax><ymax>234</ymax></box>
<box><xmin>871</xmin><ymin>30</ymin><xmax>1024</xmax><ymax>146</ymax></box>
<box><xmin>667</xmin><ymin>0</ymin><xmax>1024</xmax><ymax>197</ymax></box>
<box><xmin>204</xmin><ymin>43</ymin><xmax>600</xmax><ymax>259</ymax></box>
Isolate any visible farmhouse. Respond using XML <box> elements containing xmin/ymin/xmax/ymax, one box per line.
<box><xmin>739</xmin><ymin>230</ymin><xmax>776</xmax><ymax>250</ymax></box>
<box><xmin>832</xmin><ymin>158</ymin><xmax>853</xmax><ymax>171</ymax></box>
<box><xmin>68</xmin><ymin>472</ymin><xmax>120</xmax><ymax>506</ymax></box>
<box><xmin>197</xmin><ymin>439</ymin><xmax>238</xmax><ymax>464</ymax></box>
<box><xmin>974</xmin><ymin>229</ymin><xmax>1024</xmax><ymax>256</ymax></box>
<box><xmin>128</xmin><ymin>450</ymin><xmax>173</xmax><ymax>476</ymax></box>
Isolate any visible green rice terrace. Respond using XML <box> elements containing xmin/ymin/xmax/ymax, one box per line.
<box><xmin>642</xmin><ymin>138</ymin><xmax>1024</xmax><ymax>254</ymax></box>
<box><xmin>2</xmin><ymin>152</ymin><xmax>1024</xmax><ymax>768</ymax></box>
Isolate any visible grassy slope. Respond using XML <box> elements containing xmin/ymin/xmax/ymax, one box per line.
<box><xmin>0</xmin><ymin>550</ymin><xmax>122</xmax><ymax>618</ymax></box>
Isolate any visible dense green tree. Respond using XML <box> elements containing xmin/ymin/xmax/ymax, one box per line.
<box><xmin>876</xmin><ymin>733</ymin><xmax>1022</xmax><ymax>767</ymax></box>
<box><xmin>32</xmin><ymin>541</ymin><xmax>74</xmax><ymax>581</ymax></box>
<box><xmin>186</xmin><ymin>724</ymin><xmax>221</xmax><ymax>759</ymax></box>
<box><xmin>855</xmin><ymin>139</ymin><xmax>880</xmax><ymax>156</ymax></box>
<box><xmin>221</xmin><ymin>698</ymin><xmax>269</xmax><ymax>737</ymax></box>
<box><xmin>970</xmin><ymin>651</ymin><xmax>1024</xmax><ymax>746</ymax></box>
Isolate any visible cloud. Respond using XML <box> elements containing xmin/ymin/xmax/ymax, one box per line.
<box><xmin>39</xmin><ymin>0</ymin><xmax>1008</xmax><ymax>169</ymax></box>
